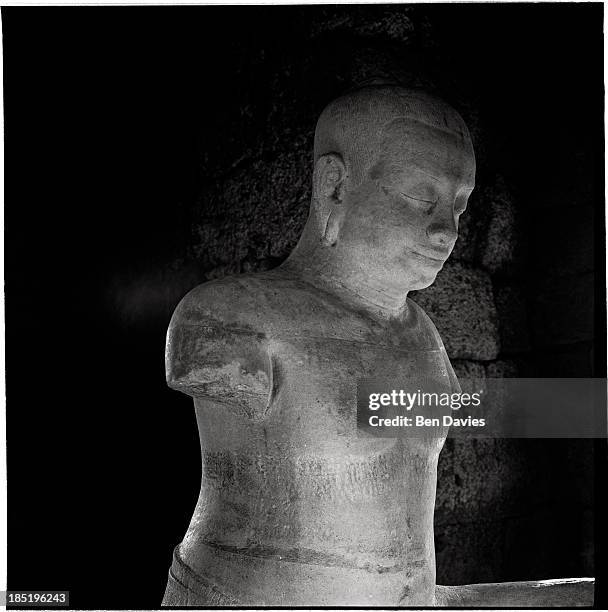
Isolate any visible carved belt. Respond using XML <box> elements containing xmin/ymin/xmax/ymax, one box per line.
<box><xmin>162</xmin><ymin>542</ymin><xmax>434</xmax><ymax>606</ymax></box>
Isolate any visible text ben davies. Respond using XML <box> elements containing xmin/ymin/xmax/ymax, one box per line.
<box><xmin>368</xmin><ymin>415</ymin><xmax>486</xmax><ymax>427</ymax></box>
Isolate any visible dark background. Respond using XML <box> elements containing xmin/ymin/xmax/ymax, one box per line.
<box><xmin>4</xmin><ymin>4</ymin><xmax>606</xmax><ymax>609</ymax></box>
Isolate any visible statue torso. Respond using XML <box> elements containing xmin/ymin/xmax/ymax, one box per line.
<box><xmin>165</xmin><ymin>268</ymin><xmax>457</xmax><ymax>605</ymax></box>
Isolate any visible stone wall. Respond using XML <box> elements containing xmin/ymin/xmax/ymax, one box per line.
<box><xmin>421</xmin><ymin>169</ymin><xmax>595</xmax><ymax>584</ymax></box>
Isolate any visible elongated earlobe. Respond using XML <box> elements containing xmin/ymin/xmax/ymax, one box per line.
<box><xmin>313</xmin><ymin>153</ymin><xmax>347</xmax><ymax>246</ymax></box>
<box><xmin>322</xmin><ymin>208</ymin><xmax>346</xmax><ymax>247</ymax></box>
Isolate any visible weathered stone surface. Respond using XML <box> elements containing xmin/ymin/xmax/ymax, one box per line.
<box><xmin>164</xmin><ymin>87</ymin><xmax>479</xmax><ymax>606</ymax></box>
<box><xmin>412</xmin><ymin>261</ymin><xmax>499</xmax><ymax>360</ymax></box>
<box><xmin>450</xmin><ymin>210</ymin><xmax>475</xmax><ymax>262</ymax></box>
<box><xmin>450</xmin><ymin>360</ymin><xmax>487</xmax><ymax>398</ymax></box>
<box><xmin>192</xmin><ymin>151</ymin><xmax>311</xmax><ymax>271</ymax></box>
<box><xmin>450</xmin><ymin>188</ymin><xmax>481</xmax><ymax>263</ymax></box>
<box><xmin>475</xmin><ymin>178</ymin><xmax>526</xmax><ymax>275</ymax></box>
<box><xmin>436</xmin><ymin>438</ymin><xmax>529</xmax><ymax>526</ymax></box>
<box><xmin>309</xmin><ymin>6</ymin><xmax>419</xmax><ymax>42</ymax></box>
<box><xmin>438</xmin><ymin>438</ymin><xmax>594</xmax><ymax>506</ymax></box>
<box><xmin>436</xmin><ymin>579</ymin><xmax>594</xmax><ymax>607</ymax></box>
<box><xmin>485</xmin><ymin>359</ymin><xmax>521</xmax><ymax>378</ymax></box>
<box><xmin>451</xmin><ymin>359</ymin><xmax>485</xmax><ymax>380</ymax></box>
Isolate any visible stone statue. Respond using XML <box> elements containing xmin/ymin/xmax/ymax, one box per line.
<box><xmin>162</xmin><ymin>86</ymin><xmax>594</xmax><ymax>606</ymax></box>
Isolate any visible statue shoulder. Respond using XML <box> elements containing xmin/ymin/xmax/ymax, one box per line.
<box><xmin>165</xmin><ymin>275</ymin><xmax>272</xmax><ymax>415</ymax></box>
<box><xmin>169</xmin><ymin>275</ymin><xmax>268</xmax><ymax>331</ymax></box>
<box><xmin>170</xmin><ymin>270</ymin><xmax>364</xmax><ymax>339</ymax></box>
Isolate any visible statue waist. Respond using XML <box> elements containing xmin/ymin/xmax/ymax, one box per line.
<box><xmin>174</xmin><ymin>540</ymin><xmax>436</xmax><ymax>606</ymax></box>
<box><xmin>193</xmin><ymin>447</ymin><xmax>438</xmax><ymax>553</ymax></box>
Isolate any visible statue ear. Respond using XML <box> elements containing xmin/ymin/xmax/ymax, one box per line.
<box><xmin>313</xmin><ymin>153</ymin><xmax>347</xmax><ymax>201</ymax></box>
<box><xmin>313</xmin><ymin>153</ymin><xmax>347</xmax><ymax>246</ymax></box>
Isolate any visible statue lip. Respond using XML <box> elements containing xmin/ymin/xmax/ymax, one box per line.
<box><xmin>408</xmin><ymin>247</ymin><xmax>448</xmax><ymax>264</ymax></box>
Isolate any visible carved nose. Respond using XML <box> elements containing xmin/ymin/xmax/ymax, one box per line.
<box><xmin>427</xmin><ymin>222</ymin><xmax>457</xmax><ymax>247</ymax></box>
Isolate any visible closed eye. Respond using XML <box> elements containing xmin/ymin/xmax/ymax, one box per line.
<box><xmin>400</xmin><ymin>192</ymin><xmax>435</xmax><ymax>205</ymax></box>
<box><xmin>400</xmin><ymin>193</ymin><xmax>436</xmax><ymax>215</ymax></box>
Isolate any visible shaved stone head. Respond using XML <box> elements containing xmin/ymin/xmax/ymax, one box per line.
<box><xmin>288</xmin><ymin>85</ymin><xmax>476</xmax><ymax>299</ymax></box>
<box><xmin>314</xmin><ymin>85</ymin><xmax>472</xmax><ymax>186</ymax></box>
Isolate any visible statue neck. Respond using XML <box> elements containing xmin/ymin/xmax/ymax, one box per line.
<box><xmin>281</xmin><ymin>241</ymin><xmax>409</xmax><ymax>322</ymax></box>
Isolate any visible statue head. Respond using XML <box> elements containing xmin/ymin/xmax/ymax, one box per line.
<box><xmin>287</xmin><ymin>85</ymin><xmax>475</xmax><ymax>306</ymax></box>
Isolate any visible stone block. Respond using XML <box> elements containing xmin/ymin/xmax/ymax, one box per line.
<box><xmin>450</xmin><ymin>360</ymin><xmax>487</xmax><ymax>398</ymax></box>
<box><xmin>475</xmin><ymin>179</ymin><xmax>527</xmax><ymax>276</ymax></box>
<box><xmin>451</xmin><ymin>359</ymin><xmax>486</xmax><ymax>380</ymax></box>
<box><xmin>436</xmin><ymin>438</ymin><xmax>530</xmax><ymax>526</ymax></box>
<box><xmin>485</xmin><ymin>359</ymin><xmax>522</xmax><ymax>378</ymax></box>
<box><xmin>193</xmin><ymin>151</ymin><xmax>311</xmax><ymax>272</ymax></box>
<box><xmin>412</xmin><ymin>261</ymin><xmax>499</xmax><ymax>360</ymax></box>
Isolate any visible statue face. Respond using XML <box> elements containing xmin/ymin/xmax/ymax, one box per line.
<box><xmin>338</xmin><ymin>118</ymin><xmax>475</xmax><ymax>292</ymax></box>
